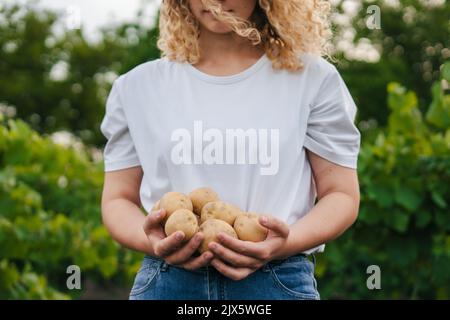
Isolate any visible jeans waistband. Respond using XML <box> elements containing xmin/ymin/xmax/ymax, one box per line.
<box><xmin>144</xmin><ymin>252</ymin><xmax>315</xmax><ymax>268</ymax></box>
<box><xmin>271</xmin><ymin>253</ymin><xmax>316</xmax><ymax>266</ymax></box>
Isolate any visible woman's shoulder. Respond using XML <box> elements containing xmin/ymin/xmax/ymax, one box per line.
<box><xmin>116</xmin><ymin>57</ymin><xmax>180</xmax><ymax>86</ymax></box>
<box><xmin>300</xmin><ymin>53</ymin><xmax>338</xmax><ymax>75</ymax></box>
<box><xmin>125</xmin><ymin>56</ymin><xmax>170</xmax><ymax>77</ymax></box>
<box><xmin>292</xmin><ymin>53</ymin><xmax>343</xmax><ymax>90</ymax></box>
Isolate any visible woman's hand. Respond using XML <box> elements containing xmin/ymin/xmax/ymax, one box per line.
<box><xmin>143</xmin><ymin>209</ymin><xmax>213</xmax><ymax>270</ymax></box>
<box><xmin>208</xmin><ymin>215</ymin><xmax>290</xmax><ymax>281</ymax></box>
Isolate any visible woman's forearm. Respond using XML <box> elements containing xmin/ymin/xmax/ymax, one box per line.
<box><xmin>101</xmin><ymin>191</ymin><xmax>359</xmax><ymax>260</ymax></box>
<box><xmin>101</xmin><ymin>198</ymin><xmax>152</xmax><ymax>255</ymax></box>
<box><xmin>276</xmin><ymin>191</ymin><xmax>360</xmax><ymax>259</ymax></box>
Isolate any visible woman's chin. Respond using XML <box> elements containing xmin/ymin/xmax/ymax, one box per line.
<box><xmin>201</xmin><ymin>22</ymin><xmax>233</xmax><ymax>34</ymax></box>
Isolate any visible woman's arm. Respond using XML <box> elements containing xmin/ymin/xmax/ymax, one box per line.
<box><xmin>207</xmin><ymin>149</ymin><xmax>360</xmax><ymax>280</ymax></box>
<box><xmin>101</xmin><ymin>166</ymin><xmax>213</xmax><ymax>269</ymax></box>
<box><xmin>274</xmin><ymin>149</ymin><xmax>360</xmax><ymax>258</ymax></box>
<box><xmin>101</xmin><ymin>166</ymin><xmax>153</xmax><ymax>254</ymax></box>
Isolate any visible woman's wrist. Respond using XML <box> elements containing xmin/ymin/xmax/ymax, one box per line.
<box><xmin>139</xmin><ymin>232</ymin><xmax>155</xmax><ymax>256</ymax></box>
<box><xmin>270</xmin><ymin>231</ymin><xmax>298</xmax><ymax>261</ymax></box>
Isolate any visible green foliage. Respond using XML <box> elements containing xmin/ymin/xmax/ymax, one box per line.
<box><xmin>334</xmin><ymin>0</ymin><xmax>449</xmax><ymax>126</ymax></box>
<box><xmin>316</xmin><ymin>63</ymin><xmax>450</xmax><ymax>299</ymax></box>
<box><xmin>1</xmin><ymin>1</ymin><xmax>448</xmax><ymax>147</ymax></box>
<box><xmin>0</xmin><ymin>0</ymin><xmax>449</xmax><ymax>300</ymax></box>
<box><xmin>0</xmin><ymin>114</ymin><xmax>143</xmax><ymax>299</ymax></box>
<box><xmin>0</xmin><ymin>2</ymin><xmax>161</xmax><ymax>147</ymax></box>
<box><xmin>1</xmin><ymin>65</ymin><xmax>448</xmax><ymax>299</ymax></box>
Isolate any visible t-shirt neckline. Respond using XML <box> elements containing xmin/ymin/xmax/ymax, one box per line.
<box><xmin>184</xmin><ymin>53</ymin><xmax>270</xmax><ymax>84</ymax></box>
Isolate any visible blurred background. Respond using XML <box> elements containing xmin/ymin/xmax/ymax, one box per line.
<box><xmin>0</xmin><ymin>0</ymin><xmax>448</xmax><ymax>299</ymax></box>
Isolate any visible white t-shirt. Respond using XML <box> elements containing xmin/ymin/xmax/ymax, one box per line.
<box><xmin>100</xmin><ymin>53</ymin><xmax>361</xmax><ymax>254</ymax></box>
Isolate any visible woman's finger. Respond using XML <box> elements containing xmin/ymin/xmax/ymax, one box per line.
<box><xmin>153</xmin><ymin>231</ymin><xmax>185</xmax><ymax>257</ymax></box>
<box><xmin>210</xmin><ymin>258</ymin><xmax>254</xmax><ymax>281</ymax></box>
<box><xmin>216</xmin><ymin>233</ymin><xmax>269</xmax><ymax>259</ymax></box>
<box><xmin>208</xmin><ymin>242</ymin><xmax>262</xmax><ymax>268</ymax></box>
<box><xmin>259</xmin><ymin>215</ymin><xmax>290</xmax><ymax>238</ymax></box>
<box><xmin>165</xmin><ymin>232</ymin><xmax>205</xmax><ymax>265</ymax></box>
<box><xmin>181</xmin><ymin>252</ymin><xmax>214</xmax><ymax>271</ymax></box>
<box><xmin>143</xmin><ymin>209</ymin><xmax>166</xmax><ymax>235</ymax></box>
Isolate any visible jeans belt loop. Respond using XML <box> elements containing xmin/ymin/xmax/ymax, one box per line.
<box><xmin>160</xmin><ymin>261</ymin><xmax>169</xmax><ymax>271</ymax></box>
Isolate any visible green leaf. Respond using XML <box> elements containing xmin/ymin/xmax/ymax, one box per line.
<box><xmin>387</xmin><ymin>83</ymin><xmax>418</xmax><ymax>113</ymax></box>
<box><xmin>435</xmin><ymin>210</ymin><xmax>450</xmax><ymax>231</ymax></box>
<box><xmin>395</xmin><ymin>186</ymin><xmax>423</xmax><ymax>212</ymax></box>
<box><xmin>367</xmin><ymin>184</ymin><xmax>395</xmax><ymax>208</ymax></box>
<box><xmin>387</xmin><ymin>237</ymin><xmax>418</xmax><ymax>268</ymax></box>
<box><xmin>442</xmin><ymin>62</ymin><xmax>450</xmax><ymax>82</ymax></box>
<box><xmin>431</xmin><ymin>191</ymin><xmax>447</xmax><ymax>209</ymax></box>
<box><xmin>358</xmin><ymin>206</ymin><xmax>382</xmax><ymax>225</ymax></box>
<box><xmin>415</xmin><ymin>211</ymin><xmax>432</xmax><ymax>228</ymax></box>
<box><xmin>426</xmin><ymin>82</ymin><xmax>450</xmax><ymax>129</ymax></box>
<box><xmin>391</xmin><ymin>212</ymin><xmax>410</xmax><ymax>233</ymax></box>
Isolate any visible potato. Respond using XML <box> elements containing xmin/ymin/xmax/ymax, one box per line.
<box><xmin>164</xmin><ymin>209</ymin><xmax>199</xmax><ymax>241</ymax></box>
<box><xmin>189</xmin><ymin>187</ymin><xmax>220</xmax><ymax>215</ymax></box>
<box><xmin>234</xmin><ymin>212</ymin><xmax>268</xmax><ymax>242</ymax></box>
<box><xmin>159</xmin><ymin>191</ymin><xmax>193</xmax><ymax>221</ymax></box>
<box><xmin>200</xmin><ymin>201</ymin><xmax>242</xmax><ymax>225</ymax></box>
<box><xmin>198</xmin><ymin>219</ymin><xmax>237</xmax><ymax>253</ymax></box>
<box><xmin>151</xmin><ymin>200</ymin><xmax>160</xmax><ymax>212</ymax></box>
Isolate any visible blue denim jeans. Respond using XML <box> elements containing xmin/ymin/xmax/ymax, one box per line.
<box><xmin>129</xmin><ymin>253</ymin><xmax>320</xmax><ymax>300</ymax></box>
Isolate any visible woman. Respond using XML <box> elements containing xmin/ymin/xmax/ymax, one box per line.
<box><xmin>100</xmin><ymin>0</ymin><xmax>361</xmax><ymax>300</ymax></box>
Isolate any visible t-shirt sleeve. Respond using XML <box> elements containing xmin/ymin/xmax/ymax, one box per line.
<box><xmin>100</xmin><ymin>78</ymin><xmax>141</xmax><ymax>172</ymax></box>
<box><xmin>303</xmin><ymin>65</ymin><xmax>361</xmax><ymax>169</ymax></box>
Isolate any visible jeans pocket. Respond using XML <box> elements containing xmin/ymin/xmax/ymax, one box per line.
<box><xmin>129</xmin><ymin>256</ymin><xmax>163</xmax><ymax>297</ymax></box>
<box><xmin>268</xmin><ymin>256</ymin><xmax>320</xmax><ymax>300</ymax></box>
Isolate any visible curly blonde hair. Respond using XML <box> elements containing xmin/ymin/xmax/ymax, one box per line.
<box><xmin>157</xmin><ymin>0</ymin><xmax>332</xmax><ymax>72</ymax></box>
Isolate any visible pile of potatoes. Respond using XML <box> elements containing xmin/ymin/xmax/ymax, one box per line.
<box><xmin>152</xmin><ymin>187</ymin><xmax>268</xmax><ymax>253</ymax></box>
